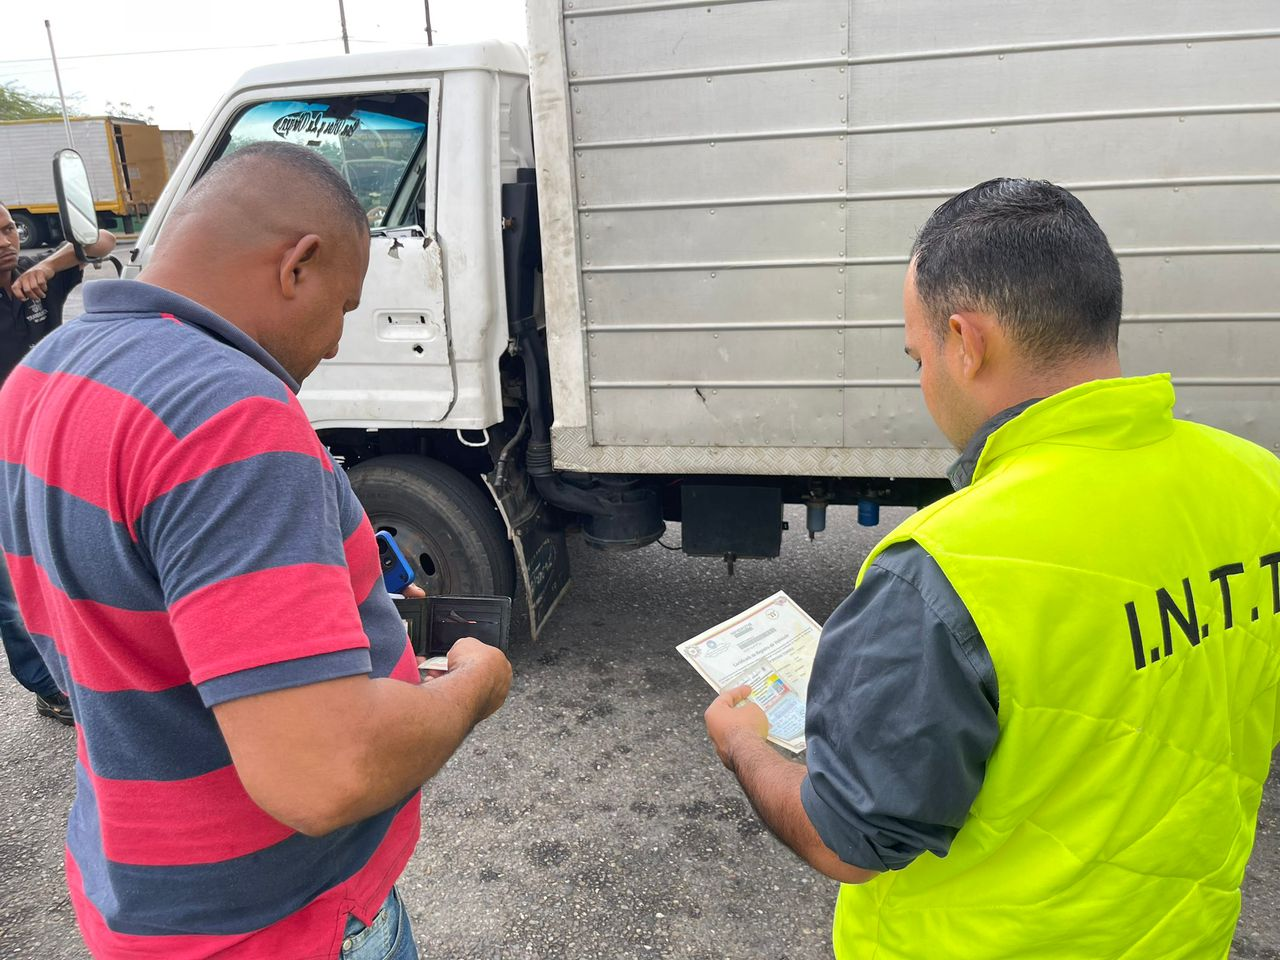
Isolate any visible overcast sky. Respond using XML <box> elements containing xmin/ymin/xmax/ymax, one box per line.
<box><xmin>4</xmin><ymin>0</ymin><xmax>529</xmax><ymax>131</ymax></box>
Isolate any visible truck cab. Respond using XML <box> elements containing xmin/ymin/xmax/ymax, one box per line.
<box><xmin>128</xmin><ymin>43</ymin><xmax>550</xmax><ymax>620</ymax></box>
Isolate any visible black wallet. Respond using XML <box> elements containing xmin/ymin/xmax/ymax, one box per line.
<box><xmin>393</xmin><ymin>595</ymin><xmax>511</xmax><ymax>657</ymax></box>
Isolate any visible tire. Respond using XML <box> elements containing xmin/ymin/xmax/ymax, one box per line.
<box><xmin>349</xmin><ymin>455</ymin><xmax>516</xmax><ymax>599</ymax></box>
<box><xmin>12</xmin><ymin>212</ymin><xmax>44</xmax><ymax>250</ymax></box>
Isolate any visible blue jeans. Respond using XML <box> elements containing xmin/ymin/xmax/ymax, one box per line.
<box><xmin>340</xmin><ymin>887</ymin><xmax>418</xmax><ymax>960</ymax></box>
<box><xmin>0</xmin><ymin>555</ymin><xmax>59</xmax><ymax>699</ymax></box>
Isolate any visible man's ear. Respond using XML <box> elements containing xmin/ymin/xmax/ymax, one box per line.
<box><xmin>949</xmin><ymin>312</ymin><xmax>989</xmax><ymax>381</ymax></box>
<box><xmin>278</xmin><ymin>235</ymin><xmax>322</xmax><ymax>300</ymax></box>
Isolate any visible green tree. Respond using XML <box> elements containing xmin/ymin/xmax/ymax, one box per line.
<box><xmin>0</xmin><ymin>82</ymin><xmax>80</xmax><ymax>121</ymax></box>
<box><xmin>104</xmin><ymin>100</ymin><xmax>156</xmax><ymax>124</ymax></box>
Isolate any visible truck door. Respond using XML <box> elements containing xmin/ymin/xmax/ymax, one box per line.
<box><xmin>140</xmin><ymin>86</ymin><xmax>453</xmax><ymax>427</ymax></box>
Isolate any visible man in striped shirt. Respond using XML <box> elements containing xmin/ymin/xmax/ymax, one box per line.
<box><xmin>0</xmin><ymin>143</ymin><xmax>511</xmax><ymax>960</ymax></box>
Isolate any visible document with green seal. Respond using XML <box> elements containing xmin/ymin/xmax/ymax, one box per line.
<box><xmin>677</xmin><ymin>591</ymin><xmax>821</xmax><ymax>753</ymax></box>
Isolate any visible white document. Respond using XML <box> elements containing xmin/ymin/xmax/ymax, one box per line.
<box><xmin>677</xmin><ymin>591</ymin><xmax>822</xmax><ymax>753</ymax></box>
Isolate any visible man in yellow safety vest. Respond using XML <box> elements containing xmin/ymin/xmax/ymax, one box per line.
<box><xmin>705</xmin><ymin>177</ymin><xmax>1280</xmax><ymax>960</ymax></box>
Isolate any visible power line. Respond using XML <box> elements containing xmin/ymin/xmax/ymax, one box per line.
<box><xmin>0</xmin><ymin>36</ymin><xmax>342</xmax><ymax>65</ymax></box>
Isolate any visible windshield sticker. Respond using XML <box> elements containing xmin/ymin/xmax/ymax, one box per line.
<box><xmin>272</xmin><ymin>110</ymin><xmax>361</xmax><ymax>140</ymax></box>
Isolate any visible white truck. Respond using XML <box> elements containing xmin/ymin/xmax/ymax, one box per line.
<box><xmin>125</xmin><ymin>0</ymin><xmax>1280</xmax><ymax>636</ymax></box>
<box><xmin>1</xmin><ymin>116</ymin><xmax>167</xmax><ymax>247</ymax></box>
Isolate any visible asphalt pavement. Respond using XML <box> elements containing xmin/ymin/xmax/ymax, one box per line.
<box><xmin>1</xmin><ymin>502</ymin><xmax>1278</xmax><ymax>960</ymax></box>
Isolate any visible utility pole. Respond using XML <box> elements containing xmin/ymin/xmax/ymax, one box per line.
<box><xmin>44</xmin><ymin>20</ymin><xmax>75</xmax><ymax>147</ymax></box>
<box><xmin>424</xmin><ymin>0</ymin><xmax>434</xmax><ymax>46</ymax></box>
<box><xmin>337</xmin><ymin>0</ymin><xmax>350</xmax><ymax>53</ymax></box>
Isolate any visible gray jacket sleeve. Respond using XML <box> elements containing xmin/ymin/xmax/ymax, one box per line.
<box><xmin>800</xmin><ymin>540</ymin><xmax>999</xmax><ymax>872</ymax></box>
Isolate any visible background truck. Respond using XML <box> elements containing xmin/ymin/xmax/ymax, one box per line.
<box><xmin>125</xmin><ymin>0</ymin><xmax>1280</xmax><ymax>637</ymax></box>
<box><xmin>0</xmin><ymin>116</ymin><xmax>167</xmax><ymax>247</ymax></box>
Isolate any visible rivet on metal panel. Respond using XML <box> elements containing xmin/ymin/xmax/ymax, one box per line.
<box><xmin>588</xmin><ymin>297</ymin><xmax>593</xmax><ymax>303</ymax></box>
<box><xmin>576</xmin><ymin>135</ymin><xmax>583</xmax><ymax>141</ymax></box>
<box><xmin>838</xmin><ymin>160</ymin><xmax>844</xmax><ymax>165</ymax></box>
<box><xmin>710</xmin><ymin>272</ymin><xmax>717</xmax><ymax>278</ymax></box>
<box><xmin>713</xmin><ymin>333</ymin><xmax>719</xmax><ymax>339</ymax></box>
<box><xmin>990</xmin><ymin>128</ymin><xmax>998</xmax><ymax>134</ymax></box>
<box><xmin>841</xmin><ymin>49</ymin><xmax>847</xmax><ymax>55</ymax></box>
<box><xmin>998</xmin><ymin>54</ymin><xmax>1005</xmax><ymax>60</ymax></box>
<box><xmin>710</xmin><ymin>141</ymin><xmax>716</xmax><ymax>148</ymax></box>
<box><xmin>575</xmin><ymin>109</ymin><xmax>581</xmax><ymax>115</ymax></box>
<box><xmin>589</xmin><ymin>333</ymin><xmax>595</xmax><ymax>339</ymax></box>
<box><xmin>839</xmin><ymin>226</ymin><xmax>845</xmax><ymax>232</ymax></box>
<box><xmin>1173</xmin><ymin>187</ymin><xmax>1179</xmax><ymax>192</ymax></box>
<box><xmin>572</xmin><ymin>39</ymin><xmax>578</xmax><ymax>45</ymax></box>
<box><xmin>1186</xmin><ymin>42</ymin><xmax>1193</xmax><ymax>48</ymax></box>
<box><xmin>580</xmin><ymin>173</ymin><xmax>586</xmax><ymax>179</ymax></box>
<box><xmin>1164</xmin><ymin>257</ymin><xmax>1170</xmax><ymax>263</ymax></box>
<box><xmin>839</xmin><ymin>93</ymin><xmax>846</xmax><ymax>100</ymax></box>
<box><xmin>586</xmin><ymin>259</ymin><xmax>592</xmax><ymax>265</ymax></box>
<box><xmin>1179</xmin><ymin>116</ymin><xmax>1185</xmax><ymax>123</ymax></box>
<box><xmin>841</xmin><ymin>22</ymin><xmax>847</xmax><ymax>28</ymax></box>
<box><xmin>706</xmin><ymin>76</ymin><xmax>713</xmax><ymax>83</ymax></box>
<box><xmin>839</xmin><ymin>67</ymin><xmax>845</xmax><ymax>73</ymax></box>
<box><xmin>839</xmin><ymin>203</ymin><xmax>845</xmax><ymax>210</ymax></box>
<box><xmin>573</xmin><ymin>87</ymin><xmax>579</xmax><ymax>93</ymax></box>
<box><xmin>710</xmin><ymin>209</ymin><xmax>716</xmax><ymax>215</ymax></box>
<box><xmin>713</xmin><ymin>389</ymin><xmax>718</xmax><ymax>395</ymax></box>
<box><xmin>837</xmin><ymin>314</ymin><xmax>843</xmax><ymax>320</ymax></box>
<box><xmin>839</xmin><ymin>267</ymin><xmax>845</xmax><ymax>274</ymax></box>
<box><xmin>571</xmin><ymin>71</ymin><xmax>578</xmax><ymax>77</ymax></box>
<box><xmin>837</xmin><ymin>349</ymin><xmax>844</xmax><ymax>355</ymax></box>
<box><xmin>585</xmin><ymin>234</ymin><xmax>591</xmax><ymax>239</ymax></box>
<box><xmin>838</xmin><ymin>411</ymin><xmax>843</xmax><ymax>417</ymax></box>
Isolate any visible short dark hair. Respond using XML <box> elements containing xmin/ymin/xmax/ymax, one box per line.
<box><xmin>911</xmin><ymin>178</ymin><xmax>1122</xmax><ymax>360</ymax></box>
<box><xmin>190</xmin><ymin>141</ymin><xmax>368</xmax><ymax>236</ymax></box>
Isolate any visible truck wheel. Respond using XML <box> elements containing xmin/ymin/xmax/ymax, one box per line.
<box><xmin>12</xmin><ymin>212</ymin><xmax>44</xmax><ymax>250</ymax></box>
<box><xmin>349</xmin><ymin>455</ymin><xmax>516</xmax><ymax>599</ymax></box>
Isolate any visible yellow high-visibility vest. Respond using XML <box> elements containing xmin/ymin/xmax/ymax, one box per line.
<box><xmin>834</xmin><ymin>374</ymin><xmax>1280</xmax><ymax>960</ymax></box>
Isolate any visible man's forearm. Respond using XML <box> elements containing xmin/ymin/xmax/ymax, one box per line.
<box><xmin>724</xmin><ymin>732</ymin><xmax>878</xmax><ymax>885</ymax></box>
<box><xmin>217</xmin><ymin>662</ymin><xmax>505</xmax><ymax>837</ymax></box>
<box><xmin>344</xmin><ymin>666</ymin><xmax>499</xmax><ymax>823</ymax></box>
<box><xmin>37</xmin><ymin>242</ymin><xmax>81</xmax><ymax>275</ymax></box>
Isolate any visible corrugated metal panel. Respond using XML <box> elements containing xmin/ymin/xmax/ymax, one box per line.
<box><xmin>531</xmin><ymin>0</ymin><xmax>1280</xmax><ymax>473</ymax></box>
<box><xmin>0</xmin><ymin>119</ymin><xmax>120</xmax><ymax>207</ymax></box>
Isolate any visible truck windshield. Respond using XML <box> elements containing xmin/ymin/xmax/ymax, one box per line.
<box><xmin>209</xmin><ymin>92</ymin><xmax>428</xmax><ymax>229</ymax></box>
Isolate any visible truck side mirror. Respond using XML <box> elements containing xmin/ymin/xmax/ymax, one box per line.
<box><xmin>52</xmin><ymin>148</ymin><xmax>99</xmax><ymax>262</ymax></box>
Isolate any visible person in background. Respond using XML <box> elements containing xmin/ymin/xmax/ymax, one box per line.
<box><xmin>0</xmin><ymin>202</ymin><xmax>115</xmax><ymax>725</ymax></box>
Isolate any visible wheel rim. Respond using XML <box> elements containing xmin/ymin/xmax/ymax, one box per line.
<box><xmin>370</xmin><ymin>513</ymin><xmax>467</xmax><ymax>596</ymax></box>
<box><xmin>14</xmin><ymin>221</ymin><xmax>31</xmax><ymax>246</ymax></box>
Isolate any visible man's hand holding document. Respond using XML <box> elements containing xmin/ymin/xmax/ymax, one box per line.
<box><xmin>677</xmin><ymin>591</ymin><xmax>820</xmax><ymax>753</ymax></box>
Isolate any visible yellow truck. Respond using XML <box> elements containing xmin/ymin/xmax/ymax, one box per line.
<box><xmin>0</xmin><ymin>116</ymin><xmax>167</xmax><ymax>247</ymax></box>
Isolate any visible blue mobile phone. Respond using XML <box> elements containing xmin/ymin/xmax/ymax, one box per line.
<box><xmin>375</xmin><ymin>531</ymin><xmax>415</xmax><ymax>593</ymax></box>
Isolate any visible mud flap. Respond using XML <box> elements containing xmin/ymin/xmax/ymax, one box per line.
<box><xmin>485</xmin><ymin>448</ymin><xmax>571</xmax><ymax>641</ymax></box>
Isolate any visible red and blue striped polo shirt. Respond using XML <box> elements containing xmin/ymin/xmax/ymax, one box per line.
<box><xmin>0</xmin><ymin>280</ymin><xmax>422</xmax><ymax>959</ymax></box>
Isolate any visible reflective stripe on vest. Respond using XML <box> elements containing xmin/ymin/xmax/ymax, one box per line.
<box><xmin>833</xmin><ymin>374</ymin><xmax>1280</xmax><ymax>960</ymax></box>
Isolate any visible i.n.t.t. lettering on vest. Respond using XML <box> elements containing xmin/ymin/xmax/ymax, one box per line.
<box><xmin>1125</xmin><ymin>552</ymin><xmax>1280</xmax><ymax>670</ymax></box>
